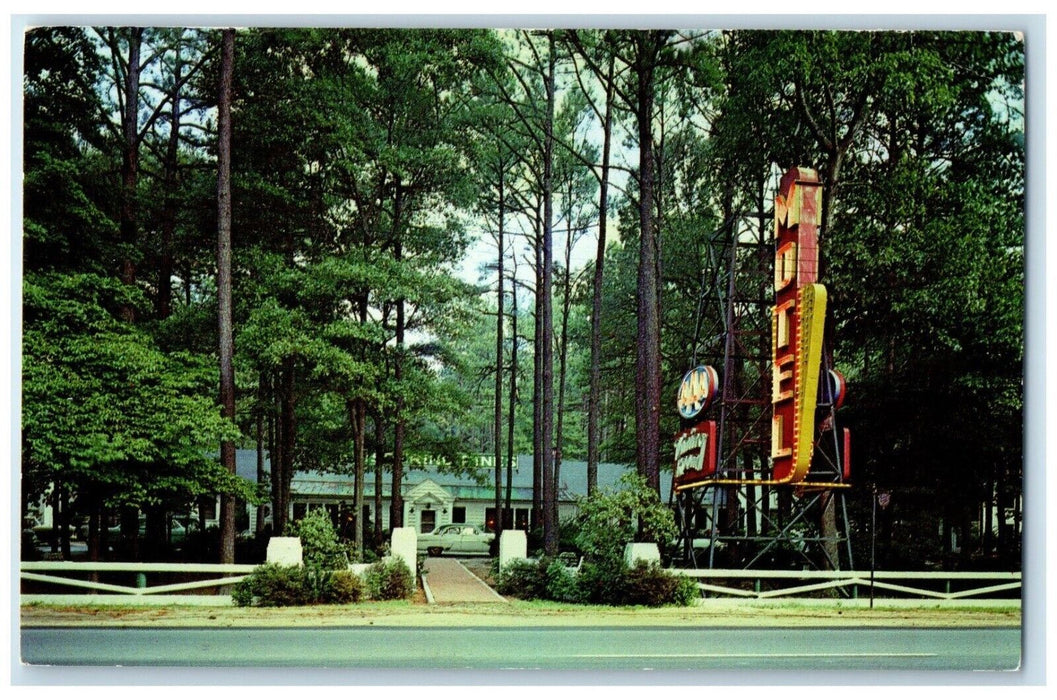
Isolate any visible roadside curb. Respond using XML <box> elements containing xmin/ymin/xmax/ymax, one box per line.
<box><xmin>420</xmin><ymin>574</ymin><xmax>435</xmax><ymax>604</ymax></box>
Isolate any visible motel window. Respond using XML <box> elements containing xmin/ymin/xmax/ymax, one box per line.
<box><xmin>486</xmin><ymin>507</ymin><xmax>527</xmax><ymax>532</ymax></box>
<box><xmin>293</xmin><ymin>502</ymin><xmax>307</xmax><ymax>522</ymax></box>
<box><xmin>452</xmin><ymin>507</ymin><xmax>466</xmax><ymax>524</ymax></box>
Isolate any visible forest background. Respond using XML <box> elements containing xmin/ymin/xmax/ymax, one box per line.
<box><xmin>16</xmin><ymin>25</ymin><xmax>1026</xmax><ymax>571</ymax></box>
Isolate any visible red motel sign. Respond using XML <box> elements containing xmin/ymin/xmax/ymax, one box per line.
<box><xmin>771</xmin><ymin>167</ymin><xmax>827</xmax><ymax>483</ymax></box>
<box><xmin>674</xmin><ymin>166</ymin><xmax>847</xmax><ymax>490</ymax></box>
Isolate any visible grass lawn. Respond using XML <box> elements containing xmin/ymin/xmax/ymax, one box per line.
<box><xmin>21</xmin><ymin>597</ymin><xmax>1020</xmax><ymax>629</ymax></box>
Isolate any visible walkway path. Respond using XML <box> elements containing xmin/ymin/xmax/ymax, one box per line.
<box><xmin>421</xmin><ymin>557</ymin><xmax>506</xmax><ymax>604</ymax></box>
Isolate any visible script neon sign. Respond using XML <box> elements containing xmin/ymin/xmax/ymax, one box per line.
<box><xmin>771</xmin><ymin>168</ymin><xmax>826</xmax><ymax>483</ymax></box>
<box><xmin>674</xmin><ymin>420</ymin><xmax>717</xmax><ymax>482</ymax></box>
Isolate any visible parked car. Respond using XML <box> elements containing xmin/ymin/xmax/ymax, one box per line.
<box><xmin>417</xmin><ymin>523</ymin><xmax>494</xmax><ymax>557</ymax></box>
<box><xmin>107</xmin><ymin>516</ymin><xmax>198</xmax><ymax>548</ymax></box>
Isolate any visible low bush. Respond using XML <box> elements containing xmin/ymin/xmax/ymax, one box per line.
<box><xmin>495</xmin><ymin>555</ymin><xmax>697</xmax><ymax>608</ymax></box>
<box><xmin>329</xmin><ymin>569</ymin><xmax>365</xmax><ymax>604</ymax></box>
<box><xmin>233</xmin><ymin>563</ymin><xmax>311</xmax><ymax>607</ymax></box>
<box><xmin>575</xmin><ymin>557</ymin><xmax>627</xmax><ymax>605</ymax></box>
<box><xmin>232</xmin><ymin>563</ymin><xmax>366</xmax><ymax>606</ymax></box>
<box><xmin>494</xmin><ymin>558</ymin><xmax>548</xmax><ymax>599</ymax></box>
<box><xmin>622</xmin><ymin>560</ymin><xmax>687</xmax><ymax>607</ymax></box>
<box><xmin>671</xmin><ymin>573</ymin><xmax>701</xmax><ymax>607</ymax></box>
<box><xmin>543</xmin><ymin>558</ymin><xmax>581</xmax><ymax>603</ymax></box>
<box><xmin>364</xmin><ymin>557</ymin><xmax>415</xmax><ymax>600</ymax></box>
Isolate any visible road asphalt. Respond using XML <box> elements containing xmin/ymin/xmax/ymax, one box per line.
<box><xmin>19</xmin><ymin>624</ymin><xmax>1023</xmax><ymax>672</ymax></box>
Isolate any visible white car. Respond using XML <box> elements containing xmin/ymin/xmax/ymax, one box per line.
<box><xmin>417</xmin><ymin>524</ymin><xmax>494</xmax><ymax>557</ymax></box>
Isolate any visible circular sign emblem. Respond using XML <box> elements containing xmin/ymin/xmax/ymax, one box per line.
<box><xmin>677</xmin><ymin>365</ymin><xmax>719</xmax><ymax>419</ymax></box>
<box><xmin>819</xmin><ymin>369</ymin><xmax>847</xmax><ymax>409</ymax></box>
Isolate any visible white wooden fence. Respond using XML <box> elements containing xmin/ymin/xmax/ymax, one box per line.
<box><xmin>21</xmin><ymin>561</ymin><xmax>256</xmax><ymax>603</ymax></box>
<box><xmin>21</xmin><ymin>560</ymin><xmax>1021</xmax><ymax>606</ymax></box>
<box><xmin>670</xmin><ymin>568</ymin><xmax>1021</xmax><ymax>601</ymax></box>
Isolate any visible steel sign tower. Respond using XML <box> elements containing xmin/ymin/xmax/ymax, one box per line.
<box><xmin>672</xmin><ymin>167</ymin><xmax>853</xmax><ymax>571</ymax></box>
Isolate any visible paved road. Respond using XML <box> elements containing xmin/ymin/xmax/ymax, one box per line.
<box><xmin>20</xmin><ymin>625</ymin><xmax>1020</xmax><ymax>673</ymax></box>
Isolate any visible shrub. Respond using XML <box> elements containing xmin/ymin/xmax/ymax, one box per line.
<box><xmin>232</xmin><ymin>563</ymin><xmax>368</xmax><ymax>607</ymax></box>
<box><xmin>287</xmin><ymin>508</ymin><xmax>349</xmax><ymax>570</ymax></box>
<box><xmin>233</xmin><ymin>563</ymin><xmax>310</xmax><ymax>607</ymax></box>
<box><xmin>574</xmin><ymin>473</ymin><xmax>678</xmax><ymax>563</ymax></box>
<box><xmin>365</xmin><ymin>557</ymin><xmax>415</xmax><ymax>600</ymax></box>
<box><xmin>300</xmin><ymin>566</ymin><xmax>336</xmax><ymax>604</ymax></box>
<box><xmin>544</xmin><ymin>559</ymin><xmax>581</xmax><ymax>603</ymax></box>
<box><xmin>575</xmin><ymin>557</ymin><xmax>628</xmax><ymax>605</ymax></box>
<box><xmin>492</xmin><ymin>552</ymin><xmax>696</xmax><ymax>608</ymax></box>
<box><xmin>494</xmin><ymin>558</ymin><xmax>548</xmax><ymax>599</ymax></box>
<box><xmin>671</xmin><ymin>573</ymin><xmax>700</xmax><ymax>607</ymax></box>
<box><xmin>328</xmin><ymin>569</ymin><xmax>365</xmax><ymax>604</ymax></box>
<box><xmin>622</xmin><ymin>560</ymin><xmax>697</xmax><ymax>607</ymax></box>
<box><xmin>494</xmin><ymin>557</ymin><xmax>581</xmax><ymax>603</ymax></box>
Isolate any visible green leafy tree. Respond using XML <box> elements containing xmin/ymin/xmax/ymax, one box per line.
<box><xmin>23</xmin><ymin>27</ymin><xmax>112</xmax><ymax>274</ymax></box>
<box><xmin>573</xmin><ymin>472</ymin><xmax>678</xmax><ymax>562</ymax></box>
<box><xmin>22</xmin><ymin>272</ymin><xmax>250</xmax><ymax>560</ymax></box>
<box><xmin>704</xmin><ymin>29</ymin><xmax>1025</xmax><ymax>567</ymax></box>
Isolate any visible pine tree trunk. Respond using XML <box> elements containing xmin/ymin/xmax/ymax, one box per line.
<box><xmin>157</xmin><ymin>40</ymin><xmax>182</xmax><ymax>320</ymax></box>
<box><xmin>277</xmin><ymin>360</ymin><xmax>297</xmax><ymax>534</ymax></box>
<box><xmin>117</xmin><ymin>27</ymin><xmax>143</xmax><ymax>323</ymax></box>
<box><xmin>391</xmin><ymin>200</ymin><xmax>406</xmax><ymax>531</ymax></box>
<box><xmin>374</xmin><ymin>414</ymin><xmax>385</xmax><ymax>545</ymax></box>
<box><xmin>256</xmin><ymin>379</ymin><xmax>267</xmax><ymax>537</ymax></box>
<box><xmin>553</xmin><ymin>185</ymin><xmax>574</xmax><ymax>532</ymax></box>
<box><xmin>493</xmin><ymin>168</ymin><xmax>505</xmax><ymax>537</ymax></box>
<box><xmin>392</xmin><ymin>317</ymin><xmax>405</xmax><ymax>530</ymax></box>
<box><xmin>634</xmin><ymin>35</ymin><xmax>662</xmax><ymax>494</ymax></box>
<box><xmin>216</xmin><ymin>27</ymin><xmax>237</xmax><ymax>565</ymax></box>
<box><xmin>506</xmin><ymin>269</ymin><xmax>518</xmax><ymax>515</ymax></box>
<box><xmin>540</xmin><ymin>32</ymin><xmax>558</xmax><ymax>556</ymax></box>
<box><xmin>270</xmin><ymin>373</ymin><xmax>284</xmax><ymax>536</ymax></box>
<box><xmin>351</xmin><ymin>399</ymin><xmax>366</xmax><ymax>561</ymax></box>
<box><xmin>587</xmin><ymin>51</ymin><xmax>614</xmax><ymax>498</ymax></box>
<box><xmin>532</xmin><ymin>208</ymin><xmax>543</xmax><ymax>532</ymax></box>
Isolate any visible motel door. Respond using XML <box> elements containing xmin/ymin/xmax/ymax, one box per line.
<box><xmin>420</xmin><ymin>509</ymin><xmax>436</xmax><ymax>534</ymax></box>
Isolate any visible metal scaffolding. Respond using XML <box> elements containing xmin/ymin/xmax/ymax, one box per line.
<box><xmin>671</xmin><ymin>199</ymin><xmax>853</xmax><ymax>572</ymax></box>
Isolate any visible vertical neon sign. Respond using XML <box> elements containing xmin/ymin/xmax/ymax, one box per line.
<box><xmin>771</xmin><ymin>167</ymin><xmax>827</xmax><ymax>483</ymax></box>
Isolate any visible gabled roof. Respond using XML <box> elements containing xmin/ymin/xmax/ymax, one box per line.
<box><xmin>405</xmin><ymin>478</ymin><xmax>454</xmax><ymax>504</ymax></box>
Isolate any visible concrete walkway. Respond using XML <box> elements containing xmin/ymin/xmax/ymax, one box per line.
<box><xmin>421</xmin><ymin>557</ymin><xmax>506</xmax><ymax>604</ymax></box>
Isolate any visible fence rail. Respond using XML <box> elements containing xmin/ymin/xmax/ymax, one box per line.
<box><xmin>21</xmin><ymin>561</ymin><xmax>256</xmax><ymax>597</ymax></box>
<box><xmin>20</xmin><ymin>562</ymin><xmax>1022</xmax><ymax>604</ymax></box>
<box><xmin>669</xmin><ymin>568</ymin><xmax>1021</xmax><ymax>601</ymax></box>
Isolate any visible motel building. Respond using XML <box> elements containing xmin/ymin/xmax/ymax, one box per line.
<box><xmin>25</xmin><ymin>451</ymin><xmax>671</xmax><ymax>550</ymax></box>
<box><xmin>232</xmin><ymin>450</ymin><xmax>674</xmax><ymax>536</ymax></box>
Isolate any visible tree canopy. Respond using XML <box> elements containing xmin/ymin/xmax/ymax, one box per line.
<box><xmin>20</xmin><ymin>26</ymin><xmax>1024</xmax><ymax>569</ymax></box>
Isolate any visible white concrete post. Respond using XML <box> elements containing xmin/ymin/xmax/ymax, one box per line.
<box><xmin>266</xmin><ymin>536</ymin><xmax>303</xmax><ymax>566</ymax></box>
<box><xmin>623</xmin><ymin>542</ymin><xmax>661</xmax><ymax>568</ymax></box>
<box><xmin>390</xmin><ymin>527</ymin><xmax>418</xmax><ymax>573</ymax></box>
<box><xmin>499</xmin><ymin>530</ymin><xmax>527</xmax><ymax>572</ymax></box>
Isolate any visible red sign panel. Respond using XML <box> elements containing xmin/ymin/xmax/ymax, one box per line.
<box><xmin>673</xmin><ymin>420</ymin><xmax>717</xmax><ymax>486</ymax></box>
<box><xmin>771</xmin><ymin>167</ymin><xmax>826</xmax><ymax>484</ymax></box>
